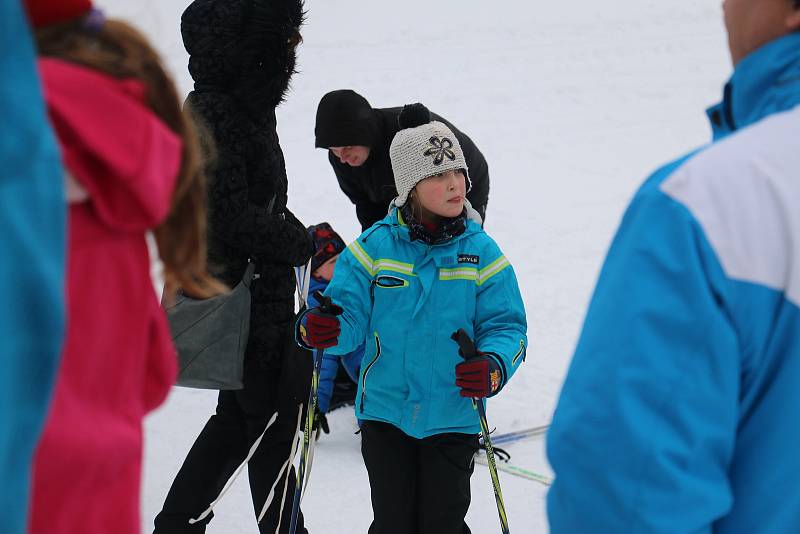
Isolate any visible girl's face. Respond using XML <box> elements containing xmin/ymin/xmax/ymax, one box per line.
<box><xmin>412</xmin><ymin>169</ymin><xmax>467</xmax><ymax>221</ymax></box>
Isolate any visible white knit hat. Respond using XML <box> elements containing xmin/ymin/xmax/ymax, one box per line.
<box><xmin>389</xmin><ymin>104</ymin><xmax>471</xmax><ymax>207</ymax></box>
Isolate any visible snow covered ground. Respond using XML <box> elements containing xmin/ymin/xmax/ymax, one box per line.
<box><xmin>95</xmin><ymin>0</ymin><xmax>730</xmax><ymax>531</ymax></box>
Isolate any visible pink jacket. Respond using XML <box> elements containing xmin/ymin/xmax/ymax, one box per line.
<box><xmin>29</xmin><ymin>58</ymin><xmax>180</xmax><ymax>534</ymax></box>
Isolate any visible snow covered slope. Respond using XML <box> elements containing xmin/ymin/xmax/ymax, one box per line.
<box><xmin>94</xmin><ymin>0</ymin><xmax>728</xmax><ymax>531</ymax></box>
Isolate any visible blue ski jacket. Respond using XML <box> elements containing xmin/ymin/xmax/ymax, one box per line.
<box><xmin>0</xmin><ymin>2</ymin><xmax>65</xmax><ymax>532</ymax></box>
<box><xmin>307</xmin><ymin>275</ymin><xmax>363</xmax><ymax>414</ymax></box>
<box><xmin>547</xmin><ymin>32</ymin><xmax>800</xmax><ymax>534</ymax></box>
<box><xmin>324</xmin><ymin>208</ymin><xmax>527</xmax><ymax>438</ymax></box>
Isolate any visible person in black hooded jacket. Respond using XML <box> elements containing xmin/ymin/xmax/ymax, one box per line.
<box><xmin>153</xmin><ymin>1</ymin><xmax>312</xmax><ymax>533</ymax></box>
<box><xmin>315</xmin><ymin>89</ymin><xmax>491</xmax><ymax>230</ymax></box>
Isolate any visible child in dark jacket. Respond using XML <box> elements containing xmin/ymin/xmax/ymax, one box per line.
<box><xmin>304</xmin><ymin>104</ymin><xmax>527</xmax><ymax>534</ymax></box>
<box><xmin>305</xmin><ymin>223</ymin><xmax>363</xmax><ymax>431</ymax></box>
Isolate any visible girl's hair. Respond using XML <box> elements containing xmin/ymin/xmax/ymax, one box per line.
<box><xmin>406</xmin><ymin>190</ymin><xmax>425</xmax><ymax>221</ymax></box>
<box><xmin>34</xmin><ymin>16</ymin><xmax>225</xmax><ymax>300</ymax></box>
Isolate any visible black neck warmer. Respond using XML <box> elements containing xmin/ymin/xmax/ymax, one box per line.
<box><xmin>401</xmin><ymin>204</ymin><xmax>467</xmax><ymax>245</ymax></box>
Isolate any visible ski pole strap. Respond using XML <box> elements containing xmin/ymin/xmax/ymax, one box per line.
<box><xmin>301</xmin><ymin>259</ymin><xmax>311</xmax><ymax>305</ymax></box>
<box><xmin>257</xmin><ymin>405</ymin><xmax>303</xmax><ymax>523</ymax></box>
<box><xmin>293</xmin><ymin>307</ymin><xmax>316</xmax><ymax>351</ymax></box>
<box><xmin>189</xmin><ymin>412</ymin><xmax>279</xmax><ymax>525</ymax></box>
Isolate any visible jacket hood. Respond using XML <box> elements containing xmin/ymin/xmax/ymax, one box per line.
<box><xmin>181</xmin><ymin>0</ymin><xmax>305</xmax><ymax>109</ymax></box>
<box><xmin>39</xmin><ymin>58</ymin><xmax>181</xmax><ymax>232</ymax></box>
<box><xmin>314</xmin><ymin>89</ymin><xmax>379</xmax><ymax>148</ymax></box>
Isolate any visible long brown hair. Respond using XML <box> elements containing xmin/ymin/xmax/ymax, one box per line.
<box><xmin>35</xmin><ymin>16</ymin><xmax>225</xmax><ymax>300</ymax></box>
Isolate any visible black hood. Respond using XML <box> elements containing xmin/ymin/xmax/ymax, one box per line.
<box><xmin>314</xmin><ymin>89</ymin><xmax>380</xmax><ymax>148</ymax></box>
<box><xmin>181</xmin><ymin>0</ymin><xmax>305</xmax><ymax>110</ymax></box>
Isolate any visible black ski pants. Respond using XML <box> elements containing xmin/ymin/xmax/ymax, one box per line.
<box><xmin>360</xmin><ymin>420</ymin><xmax>479</xmax><ymax>534</ymax></box>
<box><xmin>153</xmin><ymin>366</ymin><xmax>307</xmax><ymax>534</ymax></box>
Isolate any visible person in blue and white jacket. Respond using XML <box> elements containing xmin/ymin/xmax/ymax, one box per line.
<box><xmin>303</xmin><ymin>103</ymin><xmax>527</xmax><ymax>534</ymax></box>
<box><xmin>1</xmin><ymin>1</ymin><xmax>65</xmax><ymax>532</ymax></box>
<box><xmin>547</xmin><ymin>1</ymin><xmax>800</xmax><ymax>533</ymax></box>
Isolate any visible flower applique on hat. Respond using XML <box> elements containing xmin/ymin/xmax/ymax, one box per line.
<box><xmin>423</xmin><ymin>136</ymin><xmax>457</xmax><ymax>166</ymax></box>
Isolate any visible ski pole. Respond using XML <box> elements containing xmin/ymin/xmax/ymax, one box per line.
<box><xmin>451</xmin><ymin>328</ymin><xmax>511</xmax><ymax>534</ymax></box>
<box><xmin>289</xmin><ymin>292</ymin><xmax>342</xmax><ymax>534</ymax></box>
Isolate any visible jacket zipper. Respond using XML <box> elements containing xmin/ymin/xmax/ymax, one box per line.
<box><xmin>360</xmin><ymin>332</ymin><xmax>382</xmax><ymax>411</ymax></box>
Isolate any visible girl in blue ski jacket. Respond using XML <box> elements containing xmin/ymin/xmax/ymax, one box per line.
<box><xmin>303</xmin><ymin>104</ymin><xmax>527</xmax><ymax>534</ymax></box>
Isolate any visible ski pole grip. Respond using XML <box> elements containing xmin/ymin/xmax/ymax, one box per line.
<box><xmin>313</xmin><ymin>290</ymin><xmax>343</xmax><ymax>316</ymax></box>
<box><xmin>451</xmin><ymin>328</ymin><xmax>478</xmax><ymax>360</ymax></box>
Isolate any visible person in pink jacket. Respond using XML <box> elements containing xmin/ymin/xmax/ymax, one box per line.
<box><xmin>24</xmin><ymin>1</ymin><xmax>223</xmax><ymax>532</ymax></box>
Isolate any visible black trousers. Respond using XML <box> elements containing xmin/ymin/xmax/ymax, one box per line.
<box><xmin>361</xmin><ymin>421</ymin><xmax>479</xmax><ymax>534</ymax></box>
<box><xmin>153</xmin><ymin>366</ymin><xmax>307</xmax><ymax>534</ymax></box>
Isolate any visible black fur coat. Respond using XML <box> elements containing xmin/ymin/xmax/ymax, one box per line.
<box><xmin>181</xmin><ymin>0</ymin><xmax>312</xmax><ymax>369</ymax></box>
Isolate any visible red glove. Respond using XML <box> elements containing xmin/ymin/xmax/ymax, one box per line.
<box><xmin>305</xmin><ymin>309</ymin><xmax>340</xmax><ymax>348</ymax></box>
<box><xmin>455</xmin><ymin>353</ymin><xmax>503</xmax><ymax>398</ymax></box>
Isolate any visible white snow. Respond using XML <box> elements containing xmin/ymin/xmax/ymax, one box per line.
<box><xmin>94</xmin><ymin>0</ymin><xmax>730</xmax><ymax>531</ymax></box>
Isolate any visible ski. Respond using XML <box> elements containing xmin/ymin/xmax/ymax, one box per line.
<box><xmin>475</xmin><ymin>453</ymin><xmax>553</xmax><ymax>486</ymax></box>
<box><xmin>486</xmin><ymin>424</ymin><xmax>549</xmax><ymax>446</ymax></box>
<box><xmin>288</xmin><ymin>346</ymin><xmax>323</xmax><ymax>534</ymax></box>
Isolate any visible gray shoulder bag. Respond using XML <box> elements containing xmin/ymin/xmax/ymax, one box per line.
<box><xmin>165</xmin><ymin>262</ymin><xmax>256</xmax><ymax>390</ymax></box>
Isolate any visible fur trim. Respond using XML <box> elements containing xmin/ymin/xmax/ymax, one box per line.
<box><xmin>182</xmin><ymin>0</ymin><xmax>306</xmax><ymax>108</ymax></box>
<box><xmin>240</xmin><ymin>0</ymin><xmax>306</xmax><ymax>106</ymax></box>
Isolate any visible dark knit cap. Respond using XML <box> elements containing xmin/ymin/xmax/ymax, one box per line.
<box><xmin>314</xmin><ymin>90</ymin><xmax>379</xmax><ymax>149</ymax></box>
<box><xmin>308</xmin><ymin>222</ymin><xmax>346</xmax><ymax>272</ymax></box>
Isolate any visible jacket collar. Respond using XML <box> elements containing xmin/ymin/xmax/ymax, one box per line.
<box><xmin>367</xmin><ymin>206</ymin><xmax>482</xmax><ymax>246</ymax></box>
<box><xmin>707</xmin><ymin>32</ymin><xmax>800</xmax><ymax>140</ymax></box>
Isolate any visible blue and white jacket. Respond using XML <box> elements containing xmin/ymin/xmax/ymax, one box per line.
<box><xmin>547</xmin><ymin>33</ymin><xmax>800</xmax><ymax>534</ymax></box>
<box><xmin>307</xmin><ymin>275</ymin><xmax>363</xmax><ymax>414</ymax></box>
<box><xmin>324</xmin><ymin>208</ymin><xmax>527</xmax><ymax>438</ymax></box>
<box><xmin>0</xmin><ymin>3</ymin><xmax>65</xmax><ymax>533</ymax></box>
